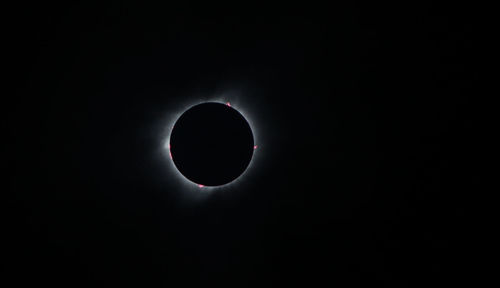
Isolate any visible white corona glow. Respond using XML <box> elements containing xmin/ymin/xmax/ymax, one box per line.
<box><xmin>159</xmin><ymin>93</ymin><xmax>262</xmax><ymax>194</ymax></box>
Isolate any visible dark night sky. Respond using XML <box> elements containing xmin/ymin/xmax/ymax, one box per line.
<box><xmin>7</xmin><ymin>2</ymin><xmax>476</xmax><ymax>287</ymax></box>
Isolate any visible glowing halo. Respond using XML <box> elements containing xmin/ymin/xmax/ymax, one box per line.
<box><xmin>159</xmin><ymin>93</ymin><xmax>262</xmax><ymax>193</ymax></box>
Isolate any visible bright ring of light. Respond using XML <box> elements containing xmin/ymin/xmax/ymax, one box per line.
<box><xmin>161</xmin><ymin>95</ymin><xmax>261</xmax><ymax>193</ymax></box>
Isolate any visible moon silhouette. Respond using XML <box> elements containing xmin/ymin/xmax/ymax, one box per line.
<box><xmin>169</xmin><ymin>102</ymin><xmax>255</xmax><ymax>187</ymax></box>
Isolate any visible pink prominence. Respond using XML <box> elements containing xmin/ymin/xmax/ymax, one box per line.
<box><xmin>226</xmin><ymin>102</ymin><xmax>231</xmax><ymax>107</ymax></box>
<box><xmin>198</xmin><ymin>184</ymin><xmax>205</xmax><ymax>188</ymax></box>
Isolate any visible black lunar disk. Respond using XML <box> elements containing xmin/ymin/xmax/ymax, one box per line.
<box><xmin>169</xmin><ymin>102</ymin><xmax>255</xmax><ymax>186</ymax></box>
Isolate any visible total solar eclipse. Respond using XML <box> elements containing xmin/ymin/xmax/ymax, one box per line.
<box><xmin>169</xmin><ymin>102</ymin><xmax>255</xmax><ymax>187</ymax></box>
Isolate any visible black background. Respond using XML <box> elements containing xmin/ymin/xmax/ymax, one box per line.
<box><xmin>7</xmin><ymin>2</ymin><xmax>476</xmax><ymax>287</ymax></box>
